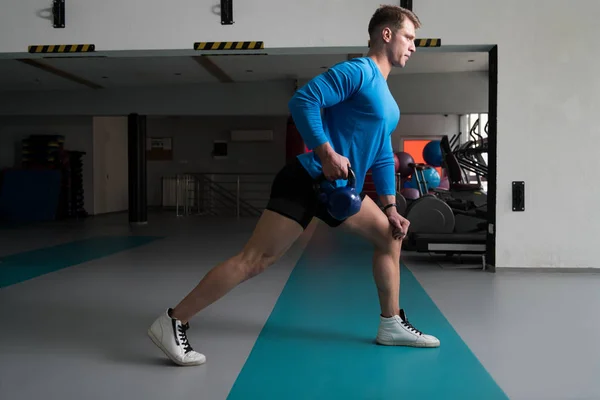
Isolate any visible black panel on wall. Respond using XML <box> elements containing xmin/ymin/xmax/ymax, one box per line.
<box><xmin>400</xmin><ymin>0</ymin><xmax>413</xmax><ymax>10</ymax></box>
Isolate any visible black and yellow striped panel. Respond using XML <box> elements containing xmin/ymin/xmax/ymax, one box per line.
<box><xmin>367</xmin><ymin>38</ymin><xmax>441</xmax><ymax>47</ymax></box>
<box><xmin>415</xmin><ymin>38</ymin><xmax>441</xmax><ymax>47</ymax></box>
<box><xmin>194</xmin><ymin>41</ymin><xmax>264</xmax><ymax>51</ymax></box>
<box><xmin>198</xmin><ymin>53</ymin><xmax>268</xmax><ymax>57</ymax></box>
<box><xmin>28</xmin><ymin>44</ymin><xmax>96</xmax><ymax>53</ymax></box>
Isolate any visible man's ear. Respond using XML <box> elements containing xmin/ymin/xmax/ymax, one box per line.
<box><xmin>381</xmin><ymin>27</ymin><xmax>393</xmax><ymax>43</ymax></box>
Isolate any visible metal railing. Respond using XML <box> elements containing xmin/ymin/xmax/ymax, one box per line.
<box><xmin>161</xmin><ymin>172</ymin><xmax>274</xmax><ymax>217</ymax></box>
<box><xmin>163</xmin><ymin>171</ymin><xmax>404</xmax><ymax>217</ymax></box>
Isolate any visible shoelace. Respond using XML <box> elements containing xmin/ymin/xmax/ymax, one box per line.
<box><xmin>177</xmin><ymin>323</ymin><xmax>194</xmax><ymax>353</ymax></box>
<box><xmin>401</xmin><ymin>318</ymin><xmax>423</xmax><ymax>336</ymax></box>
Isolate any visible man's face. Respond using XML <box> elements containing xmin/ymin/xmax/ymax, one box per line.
<box><xmin>387</xmin><ymin>19</ymin><xmax>416</xmax><ymax>67</ymax></box>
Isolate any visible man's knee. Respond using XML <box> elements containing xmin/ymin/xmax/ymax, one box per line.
<box><xmin>342</xmin><ymin>195</ymin><xmax>404</xmax><ymax>254</ymax></box>
<box><xmin>386</xmin><ymin>232</ymin><xmax>403</xmax><ymax>253</ymax></box>
<box><xmin>373</xmin><ymin>223</ymin><xmax>403</xmax><ymax>254</ymax></box>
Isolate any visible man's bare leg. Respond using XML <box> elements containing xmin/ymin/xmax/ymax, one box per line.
<box><xmin>341</xmin><ymin>195</ymin><xmax>440</xmax><ymax>347</ymax></box>
<box><xmin>371</xmin><ymin>245</ymin><xmax>401</xmax><ymax>317</ymax></box>
<box><xmin>171</xmin><ymin>210</ymin><xmax>305</xmax><ymax>323</ymax></box>
<box><xmin>341</xmin><ymin>196</ymin><xmax>401</xmax><ymax>317</ymax></box>
<box><xmin>148</xmin><ymin>209</ymin><xmax>306</xmax><ymax>365</ymax></box>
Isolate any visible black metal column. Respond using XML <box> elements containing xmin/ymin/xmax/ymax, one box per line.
<box><xmin>128</xmin><ymin>113</ymin><xmax>147</xmax><ymax>224</ymax></box>
<box><xmin>486</xmin><ymin>46</ymin><xmax>498</xmax><ymax>270</ymax></box>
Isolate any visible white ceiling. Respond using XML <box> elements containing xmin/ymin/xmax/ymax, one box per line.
<box><xmin>0</xmin><ymin>52</ymin><xmax>488</xmax><ymax>92</ymax></box>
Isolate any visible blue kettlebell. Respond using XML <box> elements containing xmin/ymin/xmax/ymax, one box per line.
<box><xmin>317</xmin><ymin>167</ymin><xmax>362</xmax><ymax>220</ymax></box>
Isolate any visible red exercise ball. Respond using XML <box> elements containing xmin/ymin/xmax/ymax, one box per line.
<box><xmin>395</xmin><ymin>152</ymin><xmax>415</xmax><ymax>178</ymax></box>
<box><xmin>401</xmin><ymin>188</ymin><xmax>421</xmax><ymax>200</ymax></box>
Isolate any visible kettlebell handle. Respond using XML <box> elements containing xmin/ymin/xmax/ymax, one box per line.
<box><xmin>346</xmin><ymin>166</ymin><xmax>356</xmax><ymax>188</ymax></box>
<box><xmin>317</xmin><ymin>165</ymin><xmax>356</xmax><ymax>187</ymax></box>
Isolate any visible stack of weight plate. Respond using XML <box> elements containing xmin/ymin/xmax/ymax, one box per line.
<box><xmin>66</xmin><ymin>151</ymin><xmax>88</xmax><ymax>218</ymax></box>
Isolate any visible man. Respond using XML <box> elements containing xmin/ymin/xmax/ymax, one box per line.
<box><xmin>148</xmin><ymin>5</ymin><xmax>440</xmax><ymax>367</ymax></box>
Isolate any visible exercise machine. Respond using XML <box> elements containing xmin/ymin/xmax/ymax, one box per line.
<box><xmin>404</xmin><ymin>162</ymin><xmax>486</xmax><ymax>234</ymax></box>
<box><xmin>402</xmin><ymin>136</ymin><xmax>488</xmax><ymax>269</ymax></box>
<box><xmin>448</xmin><ymin>119</ymin><xmax>489</xmax><ymax>191</ymax></box>
<box><xmin>439</xmin><ymin>135</ymin><xmax>488</xmax><ymax>211</ymax></box>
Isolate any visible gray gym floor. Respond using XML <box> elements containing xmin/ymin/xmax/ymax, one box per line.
<box><xmin>1</xmin><ymin>211</ymin><xmax>599</xmax><ymax>400</ymax></box>
<box><xmin>405</xmin><ymin>252</ymin><xmax>600</xmax><ymax>400</ymax></box>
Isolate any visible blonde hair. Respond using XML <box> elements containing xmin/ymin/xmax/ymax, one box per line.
<box><xmin>368</xmin><ymin>5</ymin><xmax>421</xmax><ymax>39</ymax></box>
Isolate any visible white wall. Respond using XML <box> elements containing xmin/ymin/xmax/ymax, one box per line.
<box><xmin>391</xmin><ymin>72</ymin><xmax>487</xmax><ymax>114</ymax></box>
<box><xmin>0</xmin><ymin>72</ymin><xmax>487</xmax><ymax>116</ymax></box>
<box><xmin>0</xmin><ymin>116</ymin><xmax>94</xmax><ymax>214</ymax></box>
<box><xmin>92</xmin><ymin>116</ymin><xmax>128</xmax><ymax>214</ymax></box>
<box><xmin>413</xmin><ymin>0</ymin><xmax>600</xmax><ymax>269</ymax></box>
<box><xmin>146</xmin><ymin>115</ymin><xmax>288</xmax><ymax>207</ymax></box>
<box><xmin>0</xmin><ymin>0</ymin><xmax>384</xmax><ymax>54</ymax></box>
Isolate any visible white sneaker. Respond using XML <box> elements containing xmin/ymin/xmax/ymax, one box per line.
<box><xmin>147</xmin><ymin>308</ymin><xmax>206</xmax><ymax>366</ymax></box>
<box><xmin>376</xmin><ymin>309</ymin><xmax>440</xmax><ymax>348</ymax></box>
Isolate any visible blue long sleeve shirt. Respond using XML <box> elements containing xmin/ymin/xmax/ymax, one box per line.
<box><xmin>288</xmin><ymin>57</ymin><xmax>400</xmax><ymax>196</ymax></box>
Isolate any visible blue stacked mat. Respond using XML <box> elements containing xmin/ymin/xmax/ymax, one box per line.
<box><xmin>0</xmin><ymin>169</ymin><xmax>62</xmax><ymax>222</ymax></box>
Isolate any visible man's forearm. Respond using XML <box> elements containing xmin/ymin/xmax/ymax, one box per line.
<box><xmin>379</xmin><ymin>195</ymin><xmax>397</xmax><ymax>211</ymax></box>
<box><xmin>380</xmin><ymin>195</ymin><xmax>401</xmax><ymax>220</ymax></box>
<box><xmin>315</xmin><ymin>142</ymin><xmax>335</xmax><ymax>161</ymax></box>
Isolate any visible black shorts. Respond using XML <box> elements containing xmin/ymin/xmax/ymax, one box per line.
<box><xmin>265</xmin><ymin>158</ymin><xmax>365</xmax><ymax>230</ymax></box>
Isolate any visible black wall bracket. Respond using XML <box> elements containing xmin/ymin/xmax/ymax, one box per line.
<box><xmin>53</xmin><ymin>0</ymin><xmax>65</xmax><ymax>28</ymax></box>
<box><xmin>512</xmin><ymin>181</ymin><xmax>525</xmax><ymax>211</ymax></box>
<box><xmin>212</xmin><ymin>141</ymin><xmax>228</xmax><ymax>158</ymax></box>
<box><xmin>400</xmin><ymin>0</ymin><xmax>413</xmax><ymax>11</ymax></box>
<box><xmin>221</xmin><ymin>0</ymin><xmax>233</xmax><ymax>24</ymax></box>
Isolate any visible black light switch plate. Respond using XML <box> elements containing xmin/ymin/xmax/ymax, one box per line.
<box><xmin>512</xmin><ymin>181</ymin><xmax>525</xmax><ymax>211</ymax></box>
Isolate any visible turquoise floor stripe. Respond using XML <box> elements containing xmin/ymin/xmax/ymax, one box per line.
<box><xmin>0</xmin><ymin>236</ymin><xmax>162</xmax><ymax>288</ymax></box>
<box><xmin>227</xmin><ymin>229</ymin><xmax>508</xmax><ymax>400</ymax></box>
